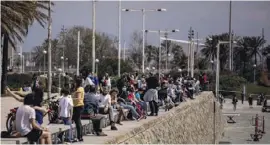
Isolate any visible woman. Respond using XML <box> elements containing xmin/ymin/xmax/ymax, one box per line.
<box><xmin>72</xmin><ymin>77</ymin><xmax>84</xmax><ymax>142</ymax></box>
<box><xmin>110</xmin><ymin>89</ymin><xmax>125</xmax><ymax>125</ymax></box>
<box><xmin>127</xmin><ymin>87</ymin><xmax>145</xmax><ymax>120</ymax></box>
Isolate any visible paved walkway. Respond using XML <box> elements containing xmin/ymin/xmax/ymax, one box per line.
<box><xmin>220</xmin><ymin>99</ymin><xmax>270</xmax><ymax>144</ymax></box>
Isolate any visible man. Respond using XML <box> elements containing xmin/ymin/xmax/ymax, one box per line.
<box><xmin>15</xmin><ymin>94</ymin><xmax>52</xmax><ymax>144</ymax></box>
<box><xmin>98</xmin><ymin>86</ymin><xmax>118</xmax><ymax>130</ymax></box>
<box><xmin>84</xmin><ymin>85</ymin><xmax>107</xmax><ymax>136</ymax></box>
<box><xmin>83</xmin><ymin>72</ymin><xmax>95</xmax><ymax>88</ymax></box>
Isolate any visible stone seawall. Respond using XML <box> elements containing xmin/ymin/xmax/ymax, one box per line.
<box><xmin>106</xmin><ymin>92</ymin><xmax>226</xmax><ymax>144</ymax></box>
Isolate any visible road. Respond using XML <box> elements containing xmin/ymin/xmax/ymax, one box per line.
<box><xmin>220</xmin><ymin>99</ymin><xmax>270</xmax><ymax>144</ymax></box>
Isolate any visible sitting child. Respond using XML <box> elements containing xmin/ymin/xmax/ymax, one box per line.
<box><xmin>164</xmin><ymin>95</ymin><xmax>174</xmax><ymax>111</ymax></box>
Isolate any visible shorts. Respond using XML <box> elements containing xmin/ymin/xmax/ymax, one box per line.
<box><xmin>25</xmin><ymin>129</ymin><xmax>43</xmax><ymax>142</ymax></box>
<box><xmin>61</xmin><ymin>117</ymin><xmax>72</xmax><ymax>125</ymax></box>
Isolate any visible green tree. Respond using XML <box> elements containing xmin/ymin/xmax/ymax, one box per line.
<box><xmin>170</xmin><ymin>43</ymin><xmax>187</xmax><ymax>69</ymax></box>
<box><xmin>234</xmin><ymin>37</ymin><xmax>253</xmax><ymax>76</ymax></box>
<box><xmin>201</xmin><ymin>33</ymin><xmax>230</xmax><ymax>71</ymax></box>
<box><xmin>247</xmin><ymin>36</ymin><xmax>266</xmax><ymax>65</ymax></box>
<box><xmin>1</xmin><ymin>1</ymin><xmax>53</xmax><ymax>94</ymax></box>
<box><xmin>32</xmin><ymin>26</ymin><xmax>118</xmax><ymax>72</ymax></box>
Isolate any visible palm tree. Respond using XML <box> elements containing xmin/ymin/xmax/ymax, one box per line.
<box><xmin>262</xmin><ymin>45</ymin><xmax>270</xmax><ymax>71</ymax></box>
<box><xmin>201</xmin><ymin>33</ymin><xmax>230</xmax><ymax>70</ymax></box>
<box><xmin>247</xmin><ymin>36</ymin><xmax>266</xmax><ymax>65</ymax></box>
<box><xmin>234</xmin><ymin>37</ymin><xmax>253</xmax><ymax>75</ymax></box>
<box><xmin>1</xmin><ymin>1</ymin><xmax>52</xmax><ymax>94</ymax></box>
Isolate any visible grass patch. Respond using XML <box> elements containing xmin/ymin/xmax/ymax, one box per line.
<box><xmin>245</xmin><ymin>83</ymin><xmax>270</xmax><ymax>95</ymax></box>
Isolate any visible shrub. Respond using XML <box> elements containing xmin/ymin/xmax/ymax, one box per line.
<box><xmin>219</xmin><ymin>74</ymin><xmax>247</xmax><ymax>96</ymax></box>
<box><xmin>7</xmin><ymin>73</ymin><xmax>33</xmax><ymax>89</ymax></box>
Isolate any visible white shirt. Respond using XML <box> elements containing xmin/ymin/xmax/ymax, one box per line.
<box><xmin>59</xmin><ymin>95</ymin><xmax>74</xmax><ymax>118</ymax></box>
<box><xmin>15</xmin><ymin>105</ymin><xmax>36</xmax><ymax>136</ymax></box>
<box><xmin>83</xmin><ymin>77</ymin><xmax>94</xmax><ymax>88</ymax></box>
<box><xmin>99</xmin><ymin>94</ymin><xmax>111</xmax><ymax>107</ymax></box>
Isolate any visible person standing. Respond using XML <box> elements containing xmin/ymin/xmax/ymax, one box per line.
<box><xmin>232</xmin><ymin>95</ymin><xmax>238</xmax><ymax>111</ymax></box>
<box><xmin>72</xmin><ymin>77</ymin><xmax>84</xmax><ymax>142</ymax></box>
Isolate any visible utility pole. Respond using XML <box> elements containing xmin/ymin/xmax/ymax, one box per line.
<box><xmin>61</xmin><ymin>25</ymin><xmax>67</xmax><ymax>73</ymax></box>
<box><xmin>92</xmin><ymin>0</ymin><xmax>96</xmax><ymax>74</ymax></box>
<box><xmin>118</xmin><ymin>0</ymin><xmax>121</xmax><ymax>77</ymax></box>
<box><xmin>47</xmin><ymin>0</ymin><xmax>52</xmax><ymax>99</ymax></box>
<box><xmin>76</xmin><ymin>31</ymin><xmax>80</xmax><ymax>76</ymax></box>
<box><xmin>142</xmin><ymin>9</ymin><xmax>145</xmax><ymax>73</ymax></box>
<box><xmin>229</xmin><ymin>0</ymin><xmax>232</xmax><ymax>71</ymax></box>
<box><xmin>123</xmin><ymin>40</ymin><xmax>126</xmax><ymax>61</ymax></box>
<box><xmin>165</xmin><ymin>32</ymin><xmax>168</xmax><ymax>72</ymax></box>
<box><xmin>262</xmin><ymin>28</ymin><xmax>265</xmax><ymax>69</ymax></box>
<box><xmin>196</xmin><ymin>31</ymin><xmax>199</xmax><ymax>70</ymax></box>
<box><xmin>188</xmin><ymin>27</ymin><xmax>194</xmax><ymax>77</ymax></box>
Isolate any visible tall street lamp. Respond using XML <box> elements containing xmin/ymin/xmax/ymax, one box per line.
<box><xmin>144</xmin><ymin>29</ymin><xmax>179</xmax><ymax>80</ymax></box>
<box><xmin>215</xmin><ymin>40</ymin><xmax>236</xmax><ymax>98</ymax></box>
<box><xmin>122</xmin><ymin>8</ymin><xmax>166</xmax><ymax>73</ymax></box>
<box><xmin>92</xmin><ymin>0</ymin><xmax>97</xmax><ymax>74</ymax></box>
<box><xmin>43</xmin><ymin>50</ymin><xmax>47</xmax><ymax>75</ymax></box>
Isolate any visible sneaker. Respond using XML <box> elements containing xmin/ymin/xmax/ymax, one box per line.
<box><xmin>111</xmin><ymin>125</ymin><xmax>118</xmax><ymax>130</ymax></box>
<box><xmin>116</xmin><ymin>122</ymin><xmax>123</xmax><ymax>125</ymax></box>
<box><xmin>97</xmin><ymin>132</ymin><xmax>107</xmax><ymax>136</ymax></box>
<box><xmin>78</xmin><ymin>138</ymin><xmax>84</xmax><ymax>142</ymax></box>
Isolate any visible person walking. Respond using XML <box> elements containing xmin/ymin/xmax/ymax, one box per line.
<box><xmin>232</xmin><ymin>95</ymin><xmax>238</xmax><ymax>111</ymax></box>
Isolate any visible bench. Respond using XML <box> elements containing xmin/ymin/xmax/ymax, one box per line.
<box><xmin>1</xmin><ymin>121</ymin><xmax>92</xmax><ymax>144</ymax></box>
<box><xmin>1</xmin><ymin>109</ymin><xmax>129</xmax><ymax>144</ymax></box>
<box><xmin>223</xmin><ymin>113</ymin><xmax>240</xmax><ymax>123</ymax></box>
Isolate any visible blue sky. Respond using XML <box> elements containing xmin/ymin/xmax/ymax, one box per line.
<box><xmin>22</xmin><ymin>1</ymin><xmax>270</xmax><ymax>52</ymax></box>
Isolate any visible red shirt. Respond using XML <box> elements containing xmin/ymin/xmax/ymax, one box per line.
<box><xmin>203</xmin><ymin>75</ymin><xmax>208</xmax><ymax>83</ymax></box>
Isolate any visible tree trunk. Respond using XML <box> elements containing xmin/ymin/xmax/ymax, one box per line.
<box><xmin>1</xmin><ymin>33</ymin><xmax>9</xmax><ymax>95</ymax></box>
<box><xmin>255</xmin><ymin>53</ymin><xmax>257</xmax><ymax>65</ymax></box>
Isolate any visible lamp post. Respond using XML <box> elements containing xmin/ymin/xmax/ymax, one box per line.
<box><xmin>122</xmin><ymin>8</ymin><xmax>166</xmax><ymax>73</ymax></box>
<box><xmin>92</xmin><ymin>0</ymin><xmax>97</xmax><ymax>74</ymax></box>
<box><xmin>58</xmin><ymin>68</ymin><xmax>62</xmax><ymax>94</ymax></box>
<box><xmin>144</xmin><ymin>29</ymin><xmax>179</xmax><ymax>80</ymax></box>
<box><xmin>253</xmin><ymin>64</ymin><xmax>256</xmax><ymax>84</ymax></box>
<box><xmin>215</xmin><ymin>40</ymin><xmax>236</xmax><ymax>98</ymax></box>
<box><xmin>95</xmin><ymin>59</ymin><xmax>99</xmax><ymax>76</ymax></box>
<box><xmin>65</xmin><ymin>58</ymin><xmax>68</xmax><ymax>73</ymax></box>
<box><xmin>43</xmin><ymin>50</ymin><xmax>47</xmax><ymax>74</ymax></box>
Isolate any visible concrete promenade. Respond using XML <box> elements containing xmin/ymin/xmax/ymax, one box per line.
<box><xmin>220</xmin><ymin>99</ymin><xmax>270</xmax><ymax>144</ymax></box>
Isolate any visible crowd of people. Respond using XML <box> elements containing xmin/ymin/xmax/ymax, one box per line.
<box><xmin>4</xmin><ymin>71</ymin><xmax>205</xmax><ymax>144</ymax></box>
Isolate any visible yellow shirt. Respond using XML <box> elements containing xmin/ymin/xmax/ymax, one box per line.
<box><xmin>73</xmin><ymin>87</ymin><xmax>84</xmax><ymax>107</ymax></box>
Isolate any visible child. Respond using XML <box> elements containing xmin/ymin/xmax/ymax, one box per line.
<box><xmin>58</xmin><ymin>88</ymin><xmax>73</xmax><ymax>125</ymax></box>
<box><xmin>58</xmin><ymin>88</ymin><xmax>74</xmax><ymax>142</ymax></box>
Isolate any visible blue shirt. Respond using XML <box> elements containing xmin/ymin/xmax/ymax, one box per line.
<box><xmin>35</xmin><ymin>110</ymin><xmax>43</xmax><ymax>125</ymax></box>
<box><xmin>135</xmin><ymin>92</ymin><xmax>141</xmax><ymax>100</ymax></box>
